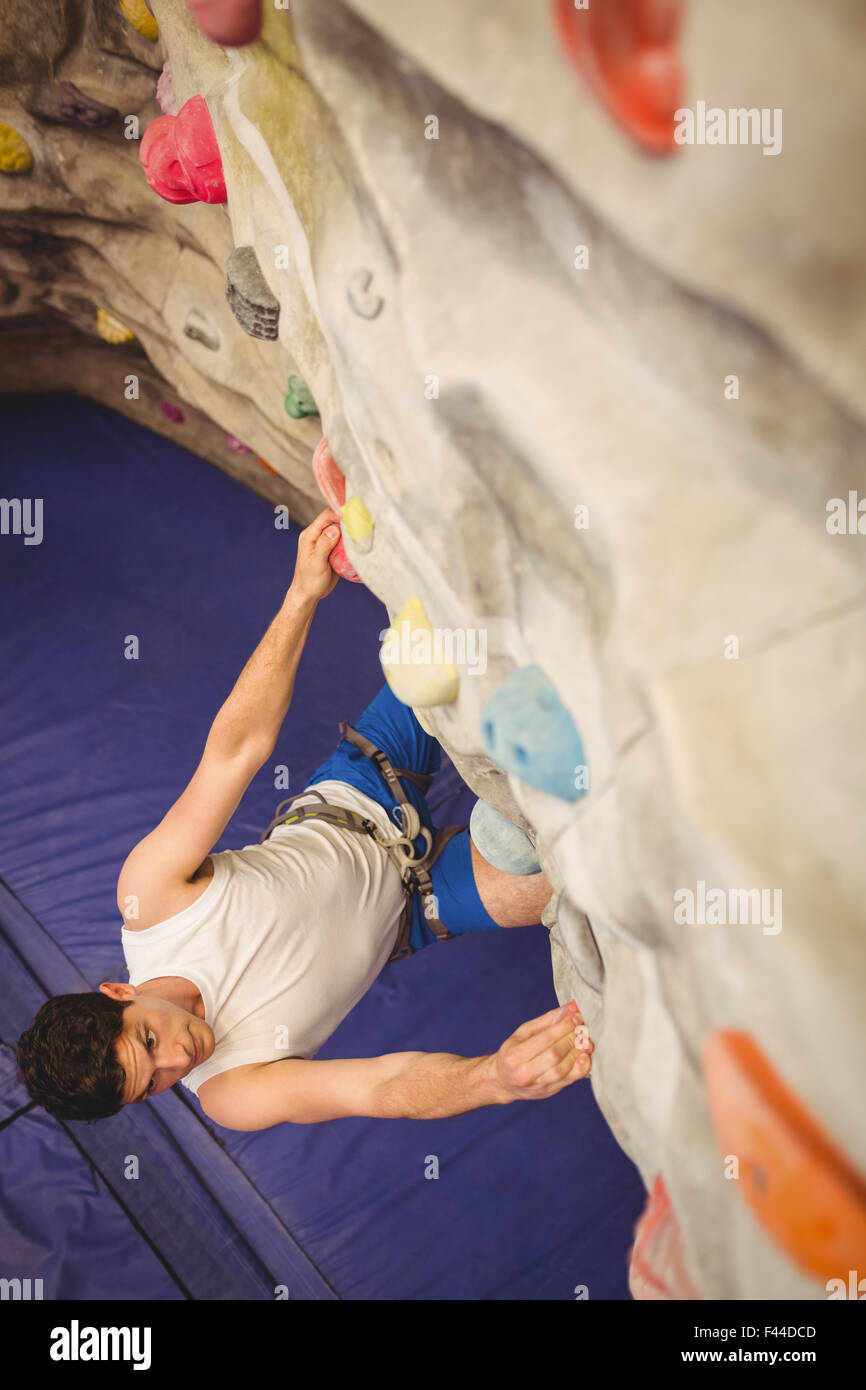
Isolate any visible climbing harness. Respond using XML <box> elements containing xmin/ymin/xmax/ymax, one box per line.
<box><xmin>259</xmin><ymin>721</ymin><xmax>466</xmax><ymax>962</ymax></box>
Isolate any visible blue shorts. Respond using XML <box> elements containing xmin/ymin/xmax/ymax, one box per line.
<box><xmin>308</xmin><ymin>683</ymin><xmax>501</xmax><ymax>952</ymax></box>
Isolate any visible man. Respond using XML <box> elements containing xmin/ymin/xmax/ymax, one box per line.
<box><xmin>17</xmin><ymin>509</ymin><xmax>593</xmax><ymax>1130</ymax></box>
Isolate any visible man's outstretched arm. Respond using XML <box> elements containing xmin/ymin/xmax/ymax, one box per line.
<box><xmin>117</xmin><ymin>508</ymin><xmax>341</xmax><ymax>925</ymax></box>
<box><xmin>199</xmin><ymin>1003</ymin><xmax>594</xmax><ymax>1131</ymax></box>
<box><xmin>201</xmin><ymin>508</ymin><xmax>340</xmax><ymax>769</ymax></box>
<box><xmin>371</xmin><ymin>1002</ymin><xmax>593</xmax><ymax>1119</ymax></box>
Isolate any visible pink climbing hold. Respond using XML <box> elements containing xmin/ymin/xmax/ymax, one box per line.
<box><xmin>160</xmin><ymin>401</ymin><xmax>184</xmax><ymax>423</ymax></box>
<box><xmin>156</xmin><ymin>61</ymin><xmax>178</xmax><ymax>117</ymax></box>
<box><xmin>312</xmin><ymin>436</ymin><xmax>346</xmax><ymax>511</ymax></box>
<box><xmin>312</xmin><ymin>438</ymin><xmax>362</xmax><ymax>584</ymax></box>
<box><xmin>227</xmin><ymin>434</ymin><xmax>252</xmax><ymax>453</ymax></box>
<box><xmin>140</xmin><ymin>95</ymin><xmax>226</xmax><ymax>205</ymax></box>
<box><xmin>185</xmin><ymin>0</ymin><xmax>263</xmax><ymax>48</ymax></box>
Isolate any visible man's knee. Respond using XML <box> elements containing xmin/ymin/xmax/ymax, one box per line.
<box><xmin>469</xmin><ymin>837</ymin><xmax>553</xmax><ymax>928</ymax></box>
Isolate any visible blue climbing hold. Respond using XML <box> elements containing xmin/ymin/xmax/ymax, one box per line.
<box><xmin>480</xmin><ymin>665</ymin><xmax>587</xmax><ymax>802</ymax></box>
<box><xmin>469</xmin><ymin>800</ymin><xmax>541</xmax><ymax>875</ymax></box>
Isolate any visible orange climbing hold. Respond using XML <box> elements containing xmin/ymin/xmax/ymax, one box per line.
<box><xmin>312</xmin><ymin>438</ymin><xmax>361</xmax><ymax>583</ymax></box>
<box><xmin>703</xmin><ymin>1031</ymin><xmax>866</xmax><ymax>1283</ymax></box>
<box><xmin>256</xmin><ymin>455</ymin><xmax>280</xmax><ymax>476</ymax></box>
<box><xmin>552</xmin><ymin>0</ymin><xmax>683</xmax><ymax>155</ymax></box>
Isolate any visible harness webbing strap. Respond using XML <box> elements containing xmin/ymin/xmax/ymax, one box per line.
<box><xmin>338</xmin><ymin>721</ymin><xmax>434</xmax><ymax>796</ymax></box>
<box><xmin>259</xmin><ymin>723</ymin><xmax>466</xmax><ymax>962</ymax></box>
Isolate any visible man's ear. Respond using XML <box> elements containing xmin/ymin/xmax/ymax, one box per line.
<box><xmin>99</xmin><ymin>981</ymin><xmax>136</xmax><ymax>1002</ymax></box>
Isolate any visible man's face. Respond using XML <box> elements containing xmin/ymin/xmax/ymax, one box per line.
<box><xmin>110</xmin><ymin>993</ymin><xmax>215</xmax><ymax>1105</ymax></box>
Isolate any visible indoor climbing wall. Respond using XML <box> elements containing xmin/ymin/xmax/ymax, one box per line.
<box><xmin>2</xmin><ymin>0</ymin><xmax>865</xmax><ymax>1300</ymax></box>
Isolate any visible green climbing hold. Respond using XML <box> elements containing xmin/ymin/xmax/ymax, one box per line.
<box><xmin>284</xmin><ymin>374</ymin><xmax>319</xmax><ymax>419</ymax></box>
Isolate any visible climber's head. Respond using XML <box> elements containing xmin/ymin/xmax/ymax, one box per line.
<box><xmin>17</xmin><ymin>984</ymin><xmax>213</xmax><ymax>1120</ymax></box>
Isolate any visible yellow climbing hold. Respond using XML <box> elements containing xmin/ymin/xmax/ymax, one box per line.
<box><xmin>97</xmin><ymin>308</ymin><xmax>135</xmax><ymax>344</ymax></box>
<box><xmin>0</xmin><ymin>124</ymin><xmax>34</xmax><ymax>175</ymax></box>
<box><xmin>341</xmin><ymin>495</ymin><xmax>374</xmax><ymax>553</ymax></box>
<box><xmin>119</xmin><ymin>0</ymin><xmax>159</xmax><ymax>40</ymax></box>
<box><xmin>380</xmin><ymin>596</ymin><xmax>459</xmax><ymax>708</ymax></box>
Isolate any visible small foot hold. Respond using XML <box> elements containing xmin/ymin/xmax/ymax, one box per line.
<box><xmin>0</xmin><ymin>124</ymin><xmax>34</xmax><ymax>176</ymax></box>
<box><xmin>469</xmin><ymin>799</ymin><xmax>540</xmax><ymax>875</ymax></box>
<box><xmin>120</xmin><ymin>0</ymin><xmax>159</xmax><ymax>40</ymax></box>
<box><xmin>96</xmin><ymin>308</ymin><xmax>134</xmax><ymax>344</ymax></box>
<box><xmin>284</xmin><ymin>374</ymin><xmax>318</xmax><ymax>419</ymax></box>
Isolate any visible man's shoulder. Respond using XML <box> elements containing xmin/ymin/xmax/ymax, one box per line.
<box><xmin>120</xmin><ymin>860</ymin><xmax>216</xmax><ymax>932</ymax></box>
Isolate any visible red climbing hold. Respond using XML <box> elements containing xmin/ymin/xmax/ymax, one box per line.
<box><xmin>552</xmin><ymin>0</ymin><xmax>683</xmax><ymax>155</ymax></box>
<box><xmin>628</xmin><ymin>1175</ymin><xmax>700</xmax><ymax>1300</ymax></box>
<box><xmin>312</xmin><ymin>438</ymin><xmax>362</xmax><ymax>583</ymax></box>
<box><xmin>140</xmin><ymin>95</ymin><xmax>226</xmax><ymax>205</ymax></box>
<box><xmin>185</xmin><ymin>0</ymin><xmax>263</xmax><ymax>48</ymax></box>
<box><xmin>313</xmin><ymin>436</ymin><xmax>346</xmax><ymax>511</ymax></box>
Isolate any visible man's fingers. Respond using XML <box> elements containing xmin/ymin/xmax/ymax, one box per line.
<box><xmin>508</xmin><ymin>1013</ymin><xmax>586</xmax><ymax>1067</ymax></box>
<box><xmin>533</xmin><ymin>1047</ymin><xmax>592</xmax><ymax>1091</ymax></box>
<box><xmin>526</xmin><ymin>1034</ymin><xmax>576</xmax><ymax>1080</ymax></box>
<box><xmin>504</xmin><ymin>1030</ymin><xmax>589</xmax><ymax>1089</ymax></box>
<box><xmin>304</xmin><ymin>507</ymin><xmax>341</xmax><ymax>544</ymax></box>
<box><xmin>509</xmin><ymin>1003</ymin><xmax>583</xmax><ymax>1044</ymax></box>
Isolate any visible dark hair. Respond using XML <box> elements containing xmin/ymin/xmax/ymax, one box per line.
<box><xmin>16</xmin><ymin>992</ymin><xmax>132</xmax><ymax>1122</ymax></box>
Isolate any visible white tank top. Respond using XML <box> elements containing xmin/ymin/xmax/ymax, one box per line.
<box><xmin>121</xmin><ymin>782</ymin><xmax>406</xmax><ymax>1095</ymax></box>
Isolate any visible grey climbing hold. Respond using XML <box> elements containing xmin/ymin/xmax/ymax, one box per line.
<box><xmin>31</xmin><ymin>81</ymin><xmax>117</xmax><ymax>130</ymax></box>
<box><xmin>183</xmin><ymin>308</ymin><xmax>220</xmax><ymax>351</ymax></box>
<box><xmin>226</xmin><ymin>245</ymin><xmax>280</xmax><ymax>340</ymax></box>
<box><xmin>347</xmin><ymin>268</ymin><xmax>383</xmax><ymax>319</ymax></box>
<box><xmin>469</xmin><ymin>800</ymin><xmax>541</xmax><ymax>875</ymax></box>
